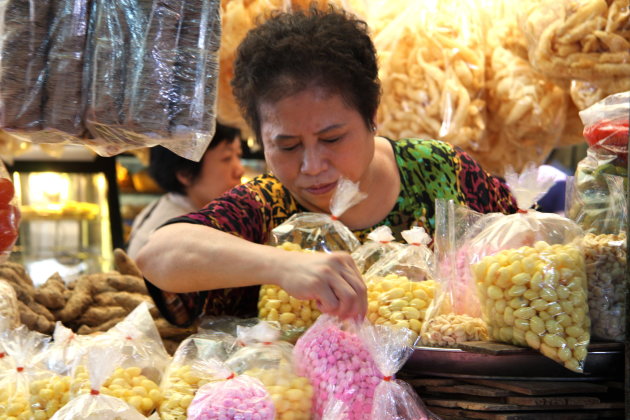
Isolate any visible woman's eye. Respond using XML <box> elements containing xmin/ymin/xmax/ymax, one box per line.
<box><xmin>280</xmin><ymin>144</ymin><xmax>299</xmax><ymax>151</ymax></box>
<box><xmin>321</xmin><ymin>137</ymin><xmax>341</xmax><ymax>144</ymax></box>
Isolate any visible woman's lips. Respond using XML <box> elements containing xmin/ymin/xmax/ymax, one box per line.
<box><xmin>305</xmin><ymin>181</ymin><xmax>337</xmax><ymax>195</ymax></box>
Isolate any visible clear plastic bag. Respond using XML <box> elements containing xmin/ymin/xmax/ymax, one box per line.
<box><xmin>50</xmin><ymin>346</ymin><xmax>149</xmax><ymax>420</ymax></box>
<box><xmin>469</xmin><ymin>164</ymin><xmax>589</xmax><ymax>373</ymax></box>
<box><xmin>420</xmin><ymin>200</ymin><xmax>489</xmax><ymax>347</ymax></box>
<box><xmin>363</xmin><ymin>227</ymin><xmax>437</xmax><ymax>342</ymax></box>
<box><xmin>0</xmin><ymin>160</ymin><xmax>20</xmax><ymax>262</ymax></box>
<box><xmin>160</xmin><ymin>332</ymin><xmax>237</xmax><ymax>420</ymax></box>
<box><xmin>294</xmin><ymin>315</ymin><xmax>380</xmax><ymax>420</ymax></box>
<box><xmin>0</xmin><ymin>279</ymin><xmax>19</xmax><ymax>329</ymax></box>
<box><xmin>351</xmin><ymin>225</ymin><xmax>402</xmax><ymax>274</ymax></box>
<box><xmin>373</xmin><ymin>0</ymin><xmax>488</xmax><ymax>152</ymax></box>
<box><xmin>359</xmin><ymin>324</ymin><xmax>434</xmax><ymax>420</ymax></box>
<box><xmin>33</xmin><ymin>322</ymin><xmax>92</xmax><ymax>376</ymax></box>
<box><xmin>225</xmin><ymin>322</ymin><xmax>313</xmax><ymax>420</ymax></box>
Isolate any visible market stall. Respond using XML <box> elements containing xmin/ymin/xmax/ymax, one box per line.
<box><xmin>0</xmin><ymin>0</ymin><xmax>627</xmax><ymax>419</ymax></box>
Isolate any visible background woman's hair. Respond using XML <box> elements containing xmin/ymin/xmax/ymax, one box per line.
<box><xmin>232</xmin><ymin>6</ymin><xmax>381</xmax><ymax>142</ymax></box>
<box><xmin>149</xmin><ymin>122</ymin><xmax>241</xmax><ymax>194</ymax></box>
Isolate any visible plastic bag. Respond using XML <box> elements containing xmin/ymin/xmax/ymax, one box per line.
<box><xmin>363</xmin><ymin>227</ymin><xmax>437</xmax><ymax>342</ymax></box>
<box><xmin>159</xmin><ymin>332</ymin><xmax>237</xmax><ymax>419</ymax></box>
<box><xmin>420</xmin><ymin>199</ymin><xmax>489</xmax><ymax>347</ymax></box>
<box><xmin>294</xmin><ymin>315</ymin><xmax>381</xmax><ymax>420</ymax></box>
<box><xmin>0</xmin><ymin>279</ymin><xmax>19</xmax><ymax>329</ymax></box>
<box><xmin>469</xmin><ymin>164</ymin><xmax>589</xmax><ymax>373</ymax></box>
<box><xmin>351</xmin><ymin>225</ymin><xmax>402</xmax><ymax>274</ymax></box>
<box><xmin>50</xmin><ymin>346</ymin><xmax>149</xmax><ymax>420</ymax></box>
<box><xmin>373</xmin><ymin>0</ymin><xmax>487</xmax><ymax>152</ymax></box>
<box><xmin>225</xmin><ymin>321</ymin><xmax>313</xmax><ymax>420</ymax></box>
<box><xmin>0</xmin><ymin>325</ymin><xmax>58</xmax><ymax>419</ymax></box>
<box><xmin>33</xmin><ymin>322</ymin><xmax>92</xmax><ymax>376</ymax></box>
<box><xmin>359</xmin><ymin>324</ymin><xmax>434</xmax><ymax>420</ymax></box>
<box><xmin>0</xmin><ymin>160</ymin><xmax>20</xmax><ymax>262</ymax></box>
<box><xmin>570</xmin><ymin>79</ymin><xmax>630</xmax><ymax>111</ymax></box>
<box><xmin>579</xmin><ymin>91</ymin><xmax>628</xmax><ymax>165</ymax></box>
<box><xmin>520</xmin><ymin>0</ymin><xmax>630</xmax><ymax>81</ymax></box>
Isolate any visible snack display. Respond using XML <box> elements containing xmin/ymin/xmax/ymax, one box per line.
<box><xmin>294</xmin><ymin>315</ymin><xmax>381</xmax><ymax>420</ymax></box>
<box><xmin>374</xmin><ymin>1</ymin><xmax>487</xmax><ymax>151</ymax></box>
<box><xmin>583</xmin><ymin>232</ymin><xmax>626</xmax><ymax>341</ymax></box>
<box><xmin>521</xmin><ymin>0</ymin><xmax>630</xmax><ymax>81</ymax></box>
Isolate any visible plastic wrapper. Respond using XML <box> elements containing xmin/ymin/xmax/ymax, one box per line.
<box><xmin>373</xmin><ymin>0</ymin><xmax>487</xmax><ymax>152</ymax></box>
<box><xmin>469</xmin><ymin>164</ymin><xmax>589</xmax><ymax>373</ymax></box>
<box><xmin>258</xmin><ymin>243</ymin><xmax>322</xmax><ymax>340</ymax></box>
<box><xmin>0</xmin><ymin>1</ymin><xmax>51</xmax><ymax>131</ymax></box>
<box><xmin>363</xmin><ymin>227</ymin><xmax>437</xmax><ymax>342</ymax></box>
<box><xmin>50</xmin><ymin>346</ymin><xmax>149</xmax><ymax>420</ymax></box>
<box><xmin>420</xmin><ymin>200</ymin><xmax>489</xmax><ymax>347</ymax></box>
<box><xmin>0</xmin><ymin>279</ymin><xmax>19</xmax><ymax>329</ymax></box>
<box><xmin>294</xmin><ymin>315</ymin><xmax>380</xmax><ymax>420</ymax></box>
<box><xmin>520</xmin><ymin>0</ymin><xmax>630</xmax><ymax>81</ymax></box>
<box><xmin>359</xmin><ymin>324</ymin><xmax>433</xmax><ymax>420</ymax></box>
<box><xmin>476</xmin><ymin>0</ymin><xmax>567</xmax><ymax>176</ymax></box>
<box><xmin>33</xmin><ymin>322</ymin><xmax>92</xmax><ymax>376</ymax></box>
<box><xmin>351</xmin><ymin>225</ymin><xmax>402</xmax><ymax>274</ymax></box>
<box><xmin>225</xmin><ymin>322</ymin><xmax>313</xmax><ymax>420</ymax></box>
<box><xmin>0</xmin><ymin>325</ymin><xmax>55</xmax><ymax>419</ymax></box>
<box><xmin>159</xmin><ymin>332</ymin><xmax>237</xmax><ymax>420</ymax></box>
<box><xmin>0</xmin><ymin>160</ymin><xmax>20</xmax><ymax>262</ymax></box>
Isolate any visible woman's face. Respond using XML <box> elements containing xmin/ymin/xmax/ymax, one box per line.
<box><xmin>185</xmin><ymin>138</ymin><xmax>244</xmax><ymax>209</ymax></box>
<box><xmin>260</xmin><ymin>86</ymin><xmax>375</xmax><ymax>213</ymax></box>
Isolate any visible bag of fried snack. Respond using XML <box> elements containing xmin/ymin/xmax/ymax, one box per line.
<box><xmin>469</xmin><ymin>163</ymin><xmax>589</xmax><ymax>372</ymax></box>
<box><xmin>69</xmin><ymin>302</ymin><xmax>169</xmax><ymax>416</ymax></box>
<box><xmin>363</xmin><ymin>227</ymin><xmax>437</xmax><ymax>342</ymax></box>
<box><xmin>351</xmin><ymin>225</ymin><xmax>402</xmax><ymax>274</ymax></box>
<box><xmin>159</xmin><ymin>331</ymin><xmax>237</xmax><ymax>419</ymax></box>
<box><xmin>224</xmin><ymin>321</ymin><xmax>313</xmax><ymax>420</ymax></box>
<box><xmin>520</xmin><ymin>0</ymin><xmax>630</xmax><ymax>82</ymax></box>
<box><xmin>373</xmin><ymin>0</ymin><xmax>488</xmax><ymax>152</ymax></box>
<box><xmin>420</xmin><ymin>200</ymin><xmax>489</xmax><ymax>347</ymax></box>
<box><xmin>259</xmin><ymin>178</ymin><xmax>365</xmax><ymax>338</ymax></box>
<box><xmin>0</xmin><ymin>325</ymin><xmax>69</xmax><ymax>420</ymax></box>
<box><xmin>50</xmin><ymin>346</ymin><xmax>148</xmax><ymax>420</ymax></box>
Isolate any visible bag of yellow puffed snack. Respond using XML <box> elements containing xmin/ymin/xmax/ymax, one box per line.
<box><xmin>260</xmin><ymin>178</ymin><xmax>365</xmax><ymax>339</ymax></box>
<box><xmin>420</xmin><ymin>199</ymin><xmax>489</xmax><ymax>348</ymax></box>
<box><xmin>50</xmin><ymin>346</ymin><xmax>149</xmax><ymax>420</ymax></box>
<box><xmin>351</xmin><ymin>225</ymin><xmax>403</xmax><ymax>274</ymax></box>
<box><xmin>363</xmin><ymin>227</ymin><xmax>437</xmax><ymax>343</ymax></box>
<box><xmin>467</xmin><ymin>163</ymin><xmax>588</xmax><ymax>372</ymax></box>
<box><xmin>159</xmin><ymin>331</ymin><xmax>237</xmax><ymax>419</ymax></box>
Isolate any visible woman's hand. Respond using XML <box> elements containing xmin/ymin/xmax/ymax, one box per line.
<box><xmin>273</xmin><ymin>250</ymin><xmax>367</xmax><ymax>320</ymax></box>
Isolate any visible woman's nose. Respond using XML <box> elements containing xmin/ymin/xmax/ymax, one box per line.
<box><xmin>300</xmin><ymin>146</ymin><xmax>326</xmax><ymax>175</ymax></box>
<box><xmin>234</xmin><ymin>159</ymin><xmax>245</xmax><ymax>179</ymax></box>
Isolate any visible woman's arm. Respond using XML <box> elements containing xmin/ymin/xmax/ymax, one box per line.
<box><xmin>136</xmin><ymin>223</ymin><xmax>367</xmax><ymax>319</ymax></box>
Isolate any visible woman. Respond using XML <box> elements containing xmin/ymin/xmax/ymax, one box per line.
<box><xmin>127</xmin><ymin>122</ymin><xmax>244</xmax><ymax>258</ymax></box>
<box><xmin>137</xmin><ymin>7</ymin><xmax>517</xmax><ymax>326</ymax></box>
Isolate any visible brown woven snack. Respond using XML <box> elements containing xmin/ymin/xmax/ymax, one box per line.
<box><xmin>77</xmin><ymin>315</ymin><xmax>126</xmax><ymax>334</ymax></box>
<box><xmin>54</xmin><ymin>275</ymin><xmax>93</xmax><ymax>322</ymax></box>
<box><xmin>94</xmin><ymin>291</ymin><xmax>154</xmax><ymax>313</ymax></box>
<box><xmin>0</xmin><ymin>279</ymin><xmax>19</xmax><ymax>328</ymax></box>
<box><xmin>77</xmin><ymin>306</ymin><xmax>128</xmax><ymax>327</ymax></box>
<box><xmin>18</xmin><ymin>301</ymin><xmax>54</xmax><ymax>334</ymax></box>
<box><xmin>35</xmin><ymin>272</ymin><xmax>67</xmax><ymax>310</ymax></box>
<box><xmin>113</xmin><ymin>248</ymin><xmax>143</xmax><ymax>277</ymax></box>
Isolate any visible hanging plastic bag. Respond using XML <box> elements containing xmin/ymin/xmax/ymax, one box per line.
<box><xmin>50</xmin><ymin>346</ymin><xmax>149</xmax><ymax>420</ymax></box>
<box><xmin>0</xmin><ymin>160</ymin><xmax>20</xmax><ymax>262</ymax></box>
<box><xmin>225</xmin><ymin>321</ymin><xmax>313</xmax><ymax>420</ymax></box>
<box><xmin>259</xmin><ymin>178</ymin><xmax>365</xmax><ymax>337</ymax></box>
<box><xmin>470</xmin><ymin>164</ymin><xmax>588</xmax><ymax>373</ymax></box>
<box><xmin>363</xmin><ymin>227</ymin><xmax>437</xmax><ymax>342</ymax></box>
<box><xmin>159</xmin><ymin>331</ymin><xmax>237</xmax><ymax>419</ymax></box>
<box><xmin>187</xmin><ymin>359</ymin><xmax>275</xmax><ymax>420</ymax></box>
<box><xmin>351</xmin><ymin>225</ymin><xmax>402</xmax><ymax>274</ymax></box>
<box><xmin>294</xmin><ymin>315</ymin><xmax>381</xmax><ymax>420</ymax></box>
<box><xmin>420</xmin><ymin>200</ymin><xmax>489</xmax><ymax>347</ymax></box>
<box><xmin>360</xmin><ymin>324</ymin><xmax>434</xmax><ymax>420</ymax></box>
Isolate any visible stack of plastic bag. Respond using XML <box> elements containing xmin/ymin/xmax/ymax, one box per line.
<box><xmin>469</xmin><ymin>164</ymin><xmax>589</xmax><ymax>372</ymax></box>
<box><xmin>363</xmin><ymin>227</ymin><xmax>437</xmax><ymax>342</ymax></box>
<box><xmin>259</xmin><ymin>178</ymin><xmax>365</xmax><ymax>338</ymax></box>
<box><xmin>351</xmin><ymin>225</ymin><xmax>402</xmax><ymax>274</ymax></box>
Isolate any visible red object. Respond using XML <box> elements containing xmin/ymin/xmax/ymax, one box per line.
<box><xmin>0</xmin><ymin>178</ymin><xmax>14</xmax><ymax>206</ymax></box>
<box><xmin>583</xmin><ymin>119</ymin><xmax>629</xmax><ymax>148</ymax></box>
<box><xmin>0</xmin><ymin>205</ymin><xmax>19</xmax><ymax>251</ymax></box>
<box><xmin>90</xmin><ymin>389</ymin><xmax>100</xmax><ymax>395</ymax></box>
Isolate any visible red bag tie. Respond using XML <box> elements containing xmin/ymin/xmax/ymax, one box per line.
<box><xmin>330</xmin><ymin>215</ymin><xmax>339</xmax><ymax>221</ymax></box>
<box><xmin>90</xmin><ymin>389</ymin><xmax>100</xmax><ymax>395</ymax></box>
<box><xmin>226</xmin><ymin>373</ymin><xmax>235</xmax><ymax>380</ymax></box>
<box><xmin>517</xmin><ymin>209</ymin><xmax>528</xmax><ymax>214</ymax></box>
<box><xmin>16</xmin><ymin>366</ymin><xmax>24</xmax><ymax>372</ymax></box>
<box><xmin>383</xmin><ymin>375</ymin><xmax>393</xmax><ymax>382</ymax></box>
<box><xmin>0</xmin><ymin>352</ymin><xmax>5</xmax><ymax>358</ymax></box>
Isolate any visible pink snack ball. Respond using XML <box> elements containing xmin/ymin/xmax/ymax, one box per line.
<box><xmin>294</xmin><ymin>323</ymin><xmax>381</xmax><ymax>419</ymax></box>
<box><xmin>187</xmin><ymin>375</ymin><xmax>275</xmax><ymax>420</ymax></box>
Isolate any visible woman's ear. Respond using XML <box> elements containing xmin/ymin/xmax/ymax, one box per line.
<box><xmin>175</xmin><ymin>170</ymin><xmax>192</xmax><ymax>189</ymax></box>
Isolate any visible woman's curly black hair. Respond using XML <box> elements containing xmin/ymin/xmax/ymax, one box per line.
<box><xmin>231</xmin><ymin>6</ymin><xmax>381</xmax><ymax>142</ymax></box>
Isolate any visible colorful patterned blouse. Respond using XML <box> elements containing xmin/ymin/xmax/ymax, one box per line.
<box><xmin>145</xmin><ymin>138</ymin><xmax>517</xmax><ymax>326</ymax></box>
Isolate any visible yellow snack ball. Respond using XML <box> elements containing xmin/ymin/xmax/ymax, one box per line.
<box><xmin>0</xmin><ymin>394</ymin><xmax>30</xmax><ymax>420</ymax></box>
<box><xmin>29</xmin><ymin>375</ymin><xmax>72</xmax><ymax>419</ymax></box>
<box><xmin>473</xmin><ymin>242</ymin><xmax>590</xmax><ymax>372</ymax></box>
<box><xmin>366</xmin><ymin>274</ymin><xmax>436</xmax><ymax>340</ymax></box>
<box><xmin>160</xmin><ymin>364</ymin><xmax>224</xmax><ymax>420</ymax></box>
<box><xmin>244</xmin><ymin>367</ymin><xmax>313</xmax><ymax>420</ymax></box>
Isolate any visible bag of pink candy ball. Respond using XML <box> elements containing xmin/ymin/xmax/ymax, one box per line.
<box><xmin>187</xmin><ymin>359</ymin><xmax>275</xmax><ymax>420</ymax></box>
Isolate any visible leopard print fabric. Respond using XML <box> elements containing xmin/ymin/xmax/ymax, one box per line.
<box><xmin>145</xmin><ymin>138</ymin><xmax>517</xmax><ymax>326</ymax></box>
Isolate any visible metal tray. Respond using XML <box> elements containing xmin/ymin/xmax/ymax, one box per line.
<box><xmin>402</xmin><ymin>344</ymin><xmax>623</xmax><ymax>381</ymax></box>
